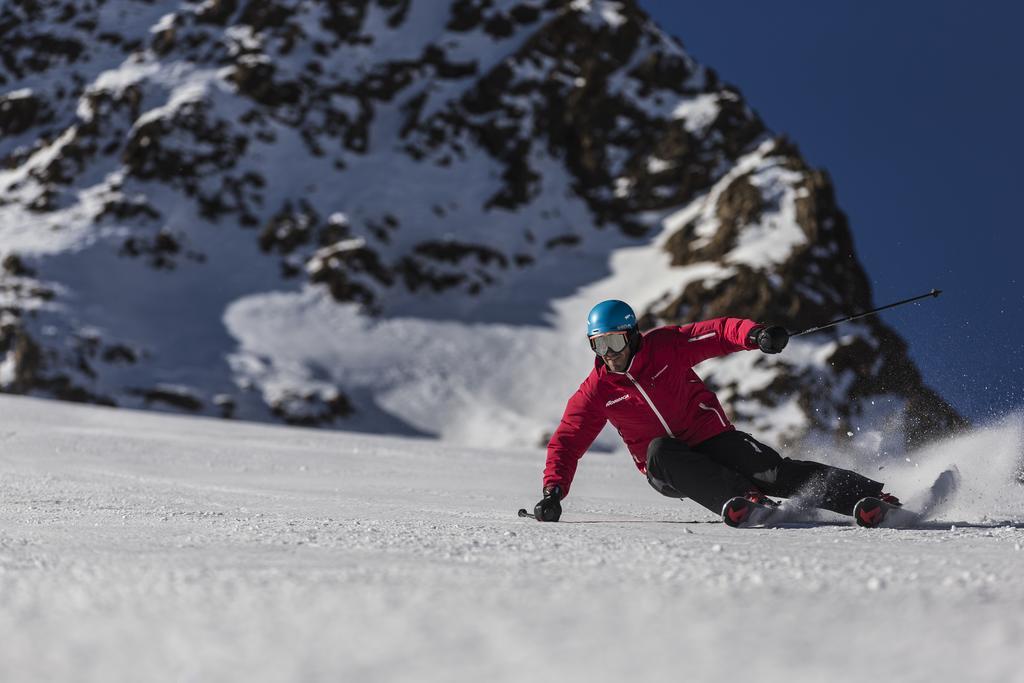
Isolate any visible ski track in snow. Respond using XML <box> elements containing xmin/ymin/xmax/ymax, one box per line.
<box><xmin>0</xmin><ymin>395</ymin><xmax>1022</xmax><ymax>682</ymax></box>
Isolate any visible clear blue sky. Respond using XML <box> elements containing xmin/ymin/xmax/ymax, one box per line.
<box><xmin>639</xmin><ymin>0</ymin><xmax>1024</xmax><ymax>423</ymax></box>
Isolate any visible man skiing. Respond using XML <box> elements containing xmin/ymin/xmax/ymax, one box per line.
<box><xmin>534</xmin><ymin>299</ymin><xmax>900</xmax><ymax>526</ymax></box>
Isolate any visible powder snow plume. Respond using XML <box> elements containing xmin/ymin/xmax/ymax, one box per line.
<box><xmin>780</xmin><ymin>414</ymin><xmax>1024</xmax><ymax>524</ymax></box>
<box><xmin>809</xmin><ymin>413</ymin><xmax>1024</xmax><ymax>524</ymax></box>
<box><xmin>886</xmin><ymin>413</ymin><xmax>1024</xmax><ymax>523</ymax></box>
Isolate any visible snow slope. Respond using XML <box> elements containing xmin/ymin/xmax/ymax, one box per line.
<box><xmin>0</xmin><ymin>395</ymin><xmax>1021</xmax><ymax>682</ymax></box>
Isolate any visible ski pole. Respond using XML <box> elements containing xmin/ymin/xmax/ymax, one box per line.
<box><xmin>789</xmin><ymin>288</ymin><xmax>941</xmax><ymax>337</ymax></box>
<box><xmin>518</xmin><ymin>508</ymin><xmax>532</xmax><ymax>518</ymax></box>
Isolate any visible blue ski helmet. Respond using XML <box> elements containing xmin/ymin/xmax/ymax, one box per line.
<box><xmin>587</xmin><ymin>300</ymin><xmax>637</xmax><ymax>337</ymax></box>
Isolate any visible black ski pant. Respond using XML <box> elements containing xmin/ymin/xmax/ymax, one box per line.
<box><xmin>645</xmin><ymin>431</ymin><xmax>884</xmax><ymax>516</ymax></box>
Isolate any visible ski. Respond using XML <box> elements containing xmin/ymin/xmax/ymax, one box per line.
<box><xmin>854</xmin><ymin>465</ymin><xmax>961</xmax><ymax>529</ymax></box>
<box><xmin>721</xmin><ymin>496</ymin><xmax>789</xmax><ymax>528</ymax></box>
<box><xmin>853</xmin><ymin>497</ymin><xmax>920</xmax><ymax>528</ymax></box>
<box><xmin>721</xmin><ymin>495</ymin><xmax>833</xmax><ymax>528</ymax></box>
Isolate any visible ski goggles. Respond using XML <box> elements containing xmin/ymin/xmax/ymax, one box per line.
<box><xmin>589</xmin><ymin>332</ymin><xmax>629</xmax><ymax>356</ymax></box>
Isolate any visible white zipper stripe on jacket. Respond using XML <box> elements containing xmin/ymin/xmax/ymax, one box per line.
<box><xmin>699</xmin><ymin>402</ymin><xmax>728</xmax><ymax>428</ymax></box>
<box><xmin>625</xmin><ymin>371</ymin><xmax>673</xmax><ymax>437</ymax></box>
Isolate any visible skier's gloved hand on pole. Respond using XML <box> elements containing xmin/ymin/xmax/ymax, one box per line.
<box><xmin>750</xmin><ymin>325</ymin><xmax>789</xmax><ymax>354</ymax></box>
<box><xmin>534</xmin><ymin>485</ymin><xmax>562</xmax><ymax>522</ymax></box>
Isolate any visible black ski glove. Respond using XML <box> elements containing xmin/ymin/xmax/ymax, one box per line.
<box><xmin>751</xmin><ymin>325</ymin><xmax>789</xmax><ymax>354</ymax></box>
<box><xmin>534</xmin><ymin>485</ymin><xmax>562</xmax><ymax>522</ymax></box>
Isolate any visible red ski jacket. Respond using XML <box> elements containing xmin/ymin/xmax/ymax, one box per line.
<box><xmin>543</xmin><ymin>317</ymin><xmax>761</xmax><ymax>497</ymax></box>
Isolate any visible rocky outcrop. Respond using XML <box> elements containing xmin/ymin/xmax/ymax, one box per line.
<box><xmin>0</xmin><ymin>0</ymin><xmax>962</xmax><ymax>444</ymax></box>
<box><xmin>650</xmin><ymin>138</ymin><xmax>966</xmax><ymax>446</ymax></box>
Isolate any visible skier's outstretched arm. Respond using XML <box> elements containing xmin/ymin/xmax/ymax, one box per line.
<box><xmin>677</xmin><ymin>317</ymin><xmax>788</xmax><ymax>365</ymax></box>
<box><xmin>537</xmin><ymin>381</ymin><xmax>606</xmax><ymax>521</ymax></box>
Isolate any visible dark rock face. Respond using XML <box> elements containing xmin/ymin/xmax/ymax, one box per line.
<box><xmin>650</xmin><ymin>141</ymin><xmax>966</xmax><ymax>446</ymax></box>
<box><xmin>270</xmin><ymin>389</ymin><xmax>354</xmax><ymax>426</ymax></box>
<box><xmin>0</xmin><ymin>0</ymin><xmax>963</xmax><ymax>443</ymax></box>
<box><xmin>0</xmin><ymin>91</ymin><xmax>48</xmax><ymax>136</ymax></box>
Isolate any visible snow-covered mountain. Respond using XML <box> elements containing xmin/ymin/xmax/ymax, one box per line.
<box><xmin>0</xmin><ymin>394</ymin><xmax>1022</xmax><ymax>682</ymax></box>
<box><xmin>0</xmin><ymin>0</ymin><xmax>963</xmax><ymax>453</ymax></box>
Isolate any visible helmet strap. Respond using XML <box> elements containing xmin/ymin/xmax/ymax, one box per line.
<box><xmin>628</xmin><ymin>328</ymin><xmax>641</xmax><ymax>354</ymax></box>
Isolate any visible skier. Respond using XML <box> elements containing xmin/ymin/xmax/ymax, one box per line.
<box><xmin>534</xmin><ymin>299</ymin><xmax>901</xmax><ymax>526</ymax></box>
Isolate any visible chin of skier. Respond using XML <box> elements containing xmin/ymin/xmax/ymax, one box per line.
<box><xmin>534</xmin><ymin>299</ymin><xmax>902</xmax><ymax>526</ymax></box>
